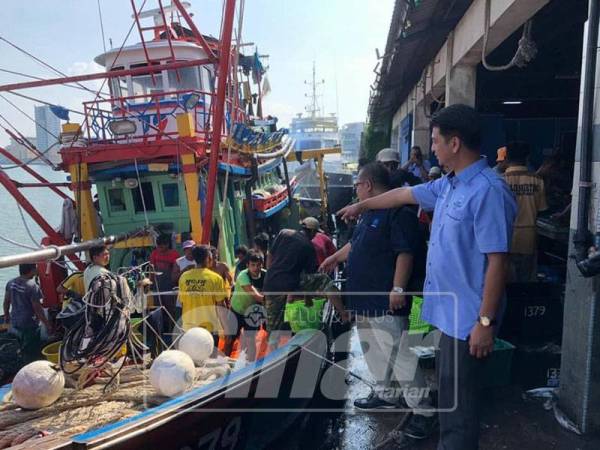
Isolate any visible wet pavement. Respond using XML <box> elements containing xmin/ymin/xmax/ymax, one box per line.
<box><xmin>270</xmin><ymin>328</ymin><xmax>600</xmax><ymax>450</ymax></box>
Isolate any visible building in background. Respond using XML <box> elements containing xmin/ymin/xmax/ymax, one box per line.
<box><xmin>1</xmin><ymin>136</ymin><xmax>37</xmax><ymax>164</ymax></box>
<box><xmin>339</xmin><ymin>122</ymin><xmax>364</xmax><ymax>164</ymax></box>
<box><xmin>34</xmin><ymin>105</ymin><xmax>61</xmax><ymax>164</ymax></box>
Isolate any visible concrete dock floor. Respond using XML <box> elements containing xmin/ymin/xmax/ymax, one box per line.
<box><xmin>272</xmin><ymin>328</ymin><xmax>600</xmax><ymax>450</ymax></box>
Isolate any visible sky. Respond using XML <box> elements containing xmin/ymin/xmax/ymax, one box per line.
<box><xmin>0</xmin><ymin>0</ymin><xmax>394</xmax><ymax>146</ymax></box>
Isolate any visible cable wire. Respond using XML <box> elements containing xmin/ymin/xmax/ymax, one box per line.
<box><xmin>97</xmin><ymin>0</ymin><xmax>108</xmax><ymax>54</ymax></box>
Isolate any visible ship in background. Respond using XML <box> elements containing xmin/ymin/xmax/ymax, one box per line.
<box><xmin>288</xmin><ymin>63</ymin><xmax>354</xmax><ymax>222</ymax></box>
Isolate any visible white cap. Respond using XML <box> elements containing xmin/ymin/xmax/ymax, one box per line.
<box><xmin>376</xmin><ymin>148</ymin><xmax>400</xmax><ymax>163</ymax></box>
<box><xmin>429</xmin><ymin>166</ymin><xmax>442</xmax><ymax>176</ymax></box>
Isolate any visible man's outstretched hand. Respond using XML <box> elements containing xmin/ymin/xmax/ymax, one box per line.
<box><xmin>337</xmin><ymin>202</ymin><xmax>363</xmax><ymax>222</ymax></box>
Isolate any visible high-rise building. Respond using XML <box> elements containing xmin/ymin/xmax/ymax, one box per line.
<box><xmin>34</xmin><ymin>105</ymin><xmax>61</xmax><ymax>164</ymax></box>
<box><xmin>3</xmin><ymin>137</ymin><xmax>37</xmax><ymax>163</ymax></box>
<box><xmin>339</xmin><ymin>122</ymin><xmax>364</xmax><ymax>164</ymax></box>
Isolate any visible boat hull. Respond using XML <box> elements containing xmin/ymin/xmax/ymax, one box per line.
<box><xmin>62</xmin><ymin>330</ymin><xmax>330</xmax><ymax>450</ymax></box>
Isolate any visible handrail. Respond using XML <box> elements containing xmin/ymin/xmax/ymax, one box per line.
<box><xmin>253</xmin><ymin>138</ymin><xmax>295</xmax><ymax>160</ymax></box>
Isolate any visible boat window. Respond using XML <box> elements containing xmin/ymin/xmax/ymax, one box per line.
<box><xmin>161</xmin><ymin>183</ymin><xmax>180</xmax><ymax>207</ymax></box>
<box><xmin>132</xmin><ymin>182</ymin><xmax>156</xmax><ymax>213</ymax></box>
<box><xmin>167</xmin><ymin>67</ymin><xmax>201</xmax><ymax>92</ymax></box>
<box><xmin>108</xmin><ymin>188</ymin><xmax>126</xmax><ymax>212</ymax></box>
<box><xmin>110</xmin><ymin>76</ymin><xmax>129</xmax><ymax>99</ymax></box>
<box><xmin>202</xmin><ymin>67</ymin><xmax>214</xmax><ymax>93</ymax></box>
<box><xmin>130</xmin><ymin>63</ymin><xmax>164</xmax><ymax>103</ymax></box>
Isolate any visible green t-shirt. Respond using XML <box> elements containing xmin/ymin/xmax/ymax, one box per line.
<box><xmin>231</xmin><ymin>269</ymin><xmax>265</xmax><ymax>314</ymax></box>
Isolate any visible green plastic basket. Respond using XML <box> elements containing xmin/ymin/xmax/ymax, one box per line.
<box><xmin>284</xmin><ymin>298</ymin><xmax>327</xmax><ymax>333</ymax></box>
<box><xmin>408</xmin><ymin>296</ymin><xmax>434</xmax><ymax>335</ymax></box>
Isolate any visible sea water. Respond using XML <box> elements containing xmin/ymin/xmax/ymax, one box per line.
<box><xmin>0</xmin><ymin>165</ymin><xmax>68</xmax><ymax>302</ymax></box>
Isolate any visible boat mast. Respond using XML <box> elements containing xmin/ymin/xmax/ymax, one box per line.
<box><xmin>202</xmin><ymin>0</ymin><xmax>238</xmax><ymax>243</ymax></box>
<box><xmin>305</xmin><ymin>61</ymin><xmax>324</xmax><ymax>119</ymax></box>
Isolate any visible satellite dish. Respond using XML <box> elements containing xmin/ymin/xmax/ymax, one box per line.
<box><xmin>124</xmin><ymin>178</ymin><xmax>139</xmax><ymax>189</ymax></box>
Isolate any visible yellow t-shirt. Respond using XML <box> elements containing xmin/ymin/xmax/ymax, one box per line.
<box><xmin>60</xmin><ymin>272</ymin><xmax>85</xmax><ymax>307</ymax></box>
<box><xmin>178</xmin><ymin>268</ymin><xmax>227</xmax><ymax>332</ymax></box>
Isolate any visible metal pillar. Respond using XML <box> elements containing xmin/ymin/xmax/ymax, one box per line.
<box><xmin>317</xmin><ymin>155</ymin><xmax>329</xmax><ymax>220</ymax></box>
<box><xmin>559</xmin><ymin>0</ymin><xmax>600</xmax><ymax>432</ymax></box>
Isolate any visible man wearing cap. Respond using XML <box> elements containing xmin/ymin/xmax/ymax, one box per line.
<box><xmin>376</xmin><ymin>147</ymin><xmax>421</xmax><ymax>188</ymax></box>
<box><xmin>494</xmin><ymin>146</ymin><xmax>508</xmax><ymax>174</ymax></box>
<box><xmin>428</xmin><ymin>166</ymin><xmax>442</xmax><ymax>181</ymax></box>
<box><xmin>172</xmin><ymin>240</ymin><xmax>197</xmax><ymax>285</ymax></box>
<box><xmin>263</xmin><ymin>218</ymin><xmax>344</xmax><ymax>349</ymax></box>
<box><xmin>303</xmin><ymin>217</ymin><xmax>337</xmax><ymax>267</ymax></box>
<box><xmin>503</xmin><ymin>141</ymin><xmax>547</xmax><ymax>282</ymax></box>
<box><xmin>376</xmin><ymin>147</ymin><xmax>401</xmax><ymax>172</ymax></box>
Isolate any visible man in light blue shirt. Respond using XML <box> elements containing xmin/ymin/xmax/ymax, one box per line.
<box><xmin>340</xmin><ymin>104</ymin><xmax>517</xmax><ymax>450</ymax></box>
<box><xmin>402</xmin><ymin>146</ymin><xmax>432</xmax><ymax>181</ymax></box>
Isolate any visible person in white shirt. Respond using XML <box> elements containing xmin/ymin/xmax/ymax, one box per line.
<box><xmin>172</xmin><ymin>240</ymin><xmax>196</xmax><ymax>285</ymax></box>
<box><xmin>83</xmin><ymin>246</ymin><xmax>110</xmax><ymax>290</ymax></box>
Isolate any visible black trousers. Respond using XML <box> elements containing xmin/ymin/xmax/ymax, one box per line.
<box><xmin>437</xmin><ymin>332</ymin><xmax>484</xmax><ymax>450</ymax></box>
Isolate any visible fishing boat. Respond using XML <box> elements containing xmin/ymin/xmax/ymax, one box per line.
<box><xmin>0</xmin><ymin>1</ymin><xmax>343</xmax><ymax>448</ymax></box>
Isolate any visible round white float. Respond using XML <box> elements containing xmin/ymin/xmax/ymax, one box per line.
<box><xmin>178</xmin><ymin>327</ymin><xmax>214</xmax><ymax>365</ymax></box>
<box><xmin>12</xmin><ymin>360</ymin><xmax>65</xmax><ymax>409</ymax></box>
<box><xmin>149</xmin><ymin>350</ymin><xmax>195</xmax><ymax>397</ymax></box>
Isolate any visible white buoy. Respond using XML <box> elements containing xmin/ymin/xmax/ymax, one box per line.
<box><xmin>178</xmin><ymin>327</ymin><xmax>215</xmax><ymax>365</ymax></box>
<box><xmin>12</xmin><ymin>360</ymin><xmax>65</xmax><ymax>409</ymax></box>
<box><xmin>149</xmin><ymin>350</ymin><xmax>195</xmax><ymax>397</ymax></box>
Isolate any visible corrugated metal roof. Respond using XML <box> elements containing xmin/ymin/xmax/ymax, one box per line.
<box><xmin>369</xmin><ymin>0</ymin><xmax>473</xmax><ymax>125</ymax></box>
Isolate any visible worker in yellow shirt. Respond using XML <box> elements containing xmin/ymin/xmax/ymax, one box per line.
<box><xmin>178</xmin><ymin>245</ymin><xmax>228</xmax><ymax>348</ymax></box>
<box><xmin>57</xmin><ymin>271</ymin><xmax>85</xmax><ymax>308</ymax></box>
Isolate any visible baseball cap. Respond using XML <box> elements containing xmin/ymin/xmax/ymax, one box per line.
<box><xmin>300</xmin><ymin>217</ymin><xmax>323</xmax><ymax>232</ymax></box>
<box><xmin>182</xmin><ymin>240</ymin><xmax>196</xmax><ymax>249</ymax></box>
<box><xmin>429</xmin><ymin>166</ymin><xmax>442</xmax><ymax>176</ymax></box>
<box><xmin>376</xmin><ymin>148</ymin><xmax>400</xmax><ymax>163</ymax></box>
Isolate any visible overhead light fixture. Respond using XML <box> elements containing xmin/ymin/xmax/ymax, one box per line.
<box><xmin>181</xmin><ymin>93</ymin><xmax>201</xmax><ymax>110</ymax></box>
<box><xmin>503</xmin><ymin>100</ymin><xmax>523</xmax><ymax>105</ymax></box>
<box><xmin>108</xmin><ymin>119</ymin><xmax>137</xmax><ymax>136</ymax></box>
<box><xmin>124</xmin><ymin>178</ymin><xmax>139</xmax><ymax>189</ymax></box>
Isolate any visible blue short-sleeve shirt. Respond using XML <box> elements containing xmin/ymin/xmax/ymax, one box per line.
<box><xmin>411</xmin><ymin>158</ymin><xmax>517</xmax><ymax>340</ymax></box>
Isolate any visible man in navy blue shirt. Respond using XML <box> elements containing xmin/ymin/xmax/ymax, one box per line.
<box><xmin>339</xmin><ymin>105</ymin><xmax>517</xmax><ymax>449</ymax></box>
<box><xmin>321</xmin><ymin>162</ymin><xmax>429</xmax><ymax>414</ymax></box>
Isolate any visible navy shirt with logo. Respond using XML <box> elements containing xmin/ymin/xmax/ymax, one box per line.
<box><xmin>345</xmin><ymin>207</ymin><xmax>426</xmax><ymax>316</ymax></box>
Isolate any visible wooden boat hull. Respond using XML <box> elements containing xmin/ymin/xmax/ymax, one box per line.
<box><xmin>10</xmin><ymin>329</ymin><xmax>330</xmax><ymax>450</ymax></box>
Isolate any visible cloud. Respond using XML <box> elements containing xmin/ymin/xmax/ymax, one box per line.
<box><xmin>66</xmin><ymin>61</ymin><xmax>104</xmax><ymax>77</ymax></box>
<box><xmin>261</xmin><ymin>99</ymin><xmax>297</xmax><ymax>129</ymax></box>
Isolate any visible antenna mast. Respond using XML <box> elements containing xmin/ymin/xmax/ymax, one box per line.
<box><xmin>305</xmin><ymin>61</ymin><xmax>324</xmax><ymax>118</ymax></box>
